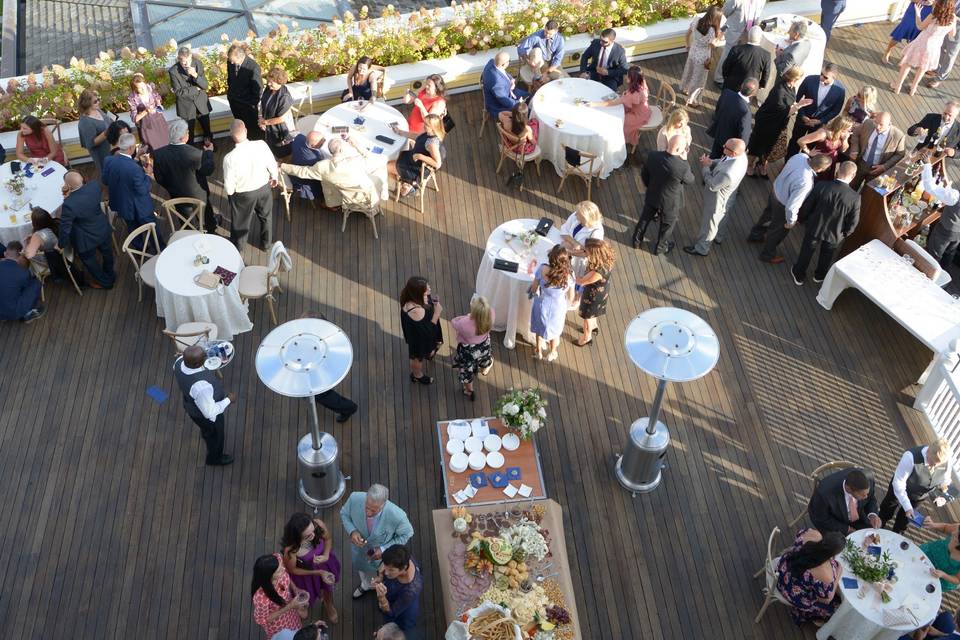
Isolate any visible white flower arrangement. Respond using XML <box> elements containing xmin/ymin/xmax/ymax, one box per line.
<box><xmin>501</xmin><ymin>520</ymin><xmax>549</xmax><ymax>561</ymax></box>
<box><xmin>494</xmin><ymin>388</ymin><xmax>547</xmax><ymax>440</ymax></box>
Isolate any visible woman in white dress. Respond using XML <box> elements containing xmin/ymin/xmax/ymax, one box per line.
<box><xmin>678</xmin><ymin>7</ymin><xmax>725</xmax><ymax>107</ymax></box>
<box><xmin>559</xmin><ymin>200</ymin><xmax>604</xmax><ymax>277</ymax></box>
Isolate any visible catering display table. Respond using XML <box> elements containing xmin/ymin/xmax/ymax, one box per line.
<box><xmin>437</xmin><ymin>416</ymin><xmax>547</xmax><ymax>508</ymax></box>
<box><xmin>307</xmin><ymin>100</ymin><xmax>410</xmax><ymax>161</ymax></box>
<box><xmin>816</xmin><ymin>528</ymin><xmax>941</xmax><ymax>640</ymax></box>
<box><xmin>531</xmin><ymin>77</ymin><xmax>626</xmax><ymax>179</ymax></box>
<box><xmin>433</xmin><ymin>499</ymin><xmax>582</xmax><ymax>639</ymax></box>
<box><xmin>816</xmin><ymin>240</ymin><xmax>960</xmax><ymax>377</ymax></box>
<box><xmin>154</xmin><ymin>234</ymin><xmax>253</xmax><ymax>341</ymax></box>
<box><xmin>759</xmin><ymin>14</ymin><xmax>827</xmax><ymax>78</ymax></box>
<box><xmin>475</xmin><ymin>218</ymin><xmax>564</xmax><ymax>349</ymax></box>
<box><xmin>0</xmin><ymin>160</ymin><xmax>67</xmax><ymax>245</ymax></box>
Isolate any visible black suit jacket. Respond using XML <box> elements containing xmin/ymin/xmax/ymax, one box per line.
<box><xmin>799</xmin><ymin>179</ymin><xmax>861</xmax><ymax>244</ymax></box>
<box><xmin>908</xmin><ymin>113</ymin><xmax>960</xmax><ymax>150</ymax></box>
<box><xmin>579</xmin><ymin>39</ymin><xmax>628</xmax><ymax>91</ymax></box>
<box><xmin>152</xmin><ymin>143</ymin><xmax>214</xmax><ymax>202</ymax></box>
<box><xmin>808</xmin><ymin>469</ymin><xmax>879</xmax><ymax>535</ymax></box>
<box><xmin>640</xmin><ymin>151</ymin><xmax>695</xmax><ymax>214</ymax></box>
<box><xmin>58</xmin><ymin>181</ymin><xmax>112</xmax><ymax>253</ymax></box>
<box><xmin>707</xmin><ymin>89</ymin><xmax>753</xmax><ymax>155</ymax></box>
<box><xmin>168</xmin><ymin>58</ymin><xmax>211</xmax><ymax>120</ymax></box>
<box><xmin>227</xmin><ymin>56</ymin><xmax>262</xmax><ymax>108</ymax></box>
<box><xmin>721</xmin><ymin>42</ymin><xmax>771</xmax><ymax>92</ymax></box>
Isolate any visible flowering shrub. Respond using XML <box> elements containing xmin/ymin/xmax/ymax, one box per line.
<box><xmin>0</xmin><ymin>0</ymin><xmax>710</xmax><ymax>131</ymax></box>
<box><xmin>494</xmin><ymin>387</ymin><xmax>547</xmax><ymax>439</ymax></box>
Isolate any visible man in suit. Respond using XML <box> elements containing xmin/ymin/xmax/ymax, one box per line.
<box><xmin>340</xmin><ymin>484</ymin><xmax>414</xmax><ymax>598</ymax></box>
<box><xmin>707</xmin><ymin>77</ymin><xmax>757</xmax><ymax>159</ymax></box>
<box><xmin>223</xmin><ymin>120</ymin><xmax>277</xmax><ymax>251</ymax></box>
<box><xmin>482</xmin><ymin>52</ymin><xmax>527</xmax><ymax>119</ymax></box>
<box><xmin>908</xmin><ymin>101</ymin><xmax>960</xmax><ymax>155</ymax></box>
<box><xmin>721</xmin><ymin>26</ymin><xmax>772</xmax><ymax>94</ymax></box>
<box><xmin>633</xmin><ymin>134</ymin><xmax>696</xmax><ymax>255</ymax></box>
<box><xmin>684</xmin><ymin>138</ymin><xmax>748</xmax><ymax>257</ymax></box>
<box><xmin>920</xmin><ymin>159</ymin><xmax>960</xmax><ymax>267</ymax></box>
<box><xmin>808</xmin><ymin>467</ymin><xmax>881</xmax><ymax>534</ymax></box>
<box><xmin>0</xmin><ymin>241</ymin><xmax>44</xmax><ymax>323</ymax></box>
<box><xmin>791</xmin><ymin>161</ymin><xmax>860</xmax><ymax>284</ymax></box>
<box><xmin>226</xmin><ymin>43</ymin><xmax>263</xmax><ymax>141</ymax></box>
<box><xmin>152</xmin><ymin>118</ymin><xmax>218</xmax><ymax>233</ymax></box>
<box><xmin>101</xmin><ymin>133</ymin><xmax>164</xmax><ymax>247</ymax></box>
<box><xmin>714</xmin><ymin>0</ymin><xmax>767</xmax><ymax>84</ymax></box>
<box><xmin>280</xmin><ymin>136</ymin><xmax>384</xmax><ymax>210</ymax></box>
<box><xmin>775</xmin><ymin>20</ymin><xmax>812</xmax><ymax>75</ymax></box>
<box><xmin>846</xmin><ymin>112</ymin><xmax>906</xmax><ymax>189</ymax></box>
<box><xmin>879</xmin><ymin>440</ymin><xmax>953</xmax><ymax>534</ymax></box>
<box><xmin>58</xmin><ymin>172</ymin><xmax>115</xmax><ymax>289</ymax></box>
<box><xmin>517</xmin><ymin>19</ymin><xmax>565</xmax><ymax>77</ymax></box>
<box><xmin>174</xmin><ymin>344</ymin><xmax>235</xmax><ymax>466</ymax></box>
<box><xmin>788</xmin><ymin>64</ymin><xmax>846</xmax><ymax>157</ymax></box>
<box><xmin>820</xmin><ymin>0</ymin><xmax>846</xmax><ymax>42</ymax></box>
<box><xmin>168</xmin><ymin>46</ymin><xmax>212</xmax><ymax>145</ymax></box>
<box><xmin>578</xmin><ymin>28</ymin><xmax>628</xmax><ymax>92</ymax></box>
<box><xmin>288</xmin><ymin>131</ymin><xmax>329</xmax><ymax>202</ymax></box>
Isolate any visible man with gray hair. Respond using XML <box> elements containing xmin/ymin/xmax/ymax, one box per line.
<box><xmin>721</xmin><ymin>25</ymin><xmax>772</xmax><ymax>94</ymax></box>
<box><xmin>375</xmin><ymin>622</ymin><xmax>406</xmax><ymax>640</ymax></box>
<box><xmin>168</xmin><ymin>45</ymin><xmax>212</xmax><ymax>144</ymax></box>
<box><xmin>714</xmin><ymin>0</ymin><xmax>768</xmax><ymax>85</ymax></box>
<box><xmin>152</xmin><ymin>118</ymin><xmax>219</xmax><ymax>232</ymax></box>
<box><xmin>222</xmin><ymin>119</ymin><xmax>277</xmax><ymax>250</ymax></box>
<box><xmin>279</xmin><ymin>133</ymin><xmax>385</xmax><ymax>210</ymax></box>
<box><xmin>101</xmin><ymin>132</ymin><xmax>164</xmax><ymax>246</ymax></box>
<box><xmin>340</xmin><ymin>484</ymin><xmax>414</xmax><ymax>599</ymax></box>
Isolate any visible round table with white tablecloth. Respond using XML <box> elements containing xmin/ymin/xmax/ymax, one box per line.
<box><xmin>760</xmin><ymin>14</ymin><xmax>827</xmax><ymax>78</ymax></box>
<box><xmin>475</xmin><ymin>218</ymin><xmax>564</xmax><ymax>349</ymax></box>
<box><xmin>816</xmin><ymin>528</ymin><xmax>941</xmax><ymax>640</ymax></box>
<box><xmin>154</xmin><ymin>234</ymin><xmax>253</xmax><ymax>341</ymax></box>
<box><xmin>309</xmin><ymin>100</ymin><xmax>410</xmax><ymax>161</ymax></box>
<box><xmin>0</xmin><ymin>160</ymin><xmax>67</xmax><ymax>246</ymax></box>
<box><xmin>531</xmin><ymin>77</ymin><xmax>626</xmax><ymax>180</ymax></box>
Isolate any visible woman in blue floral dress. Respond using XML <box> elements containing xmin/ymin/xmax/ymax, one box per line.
<box><xmin>775</xmin><ymin>528</ymin><xmax>845</xmax><ymax>626</ymax></box>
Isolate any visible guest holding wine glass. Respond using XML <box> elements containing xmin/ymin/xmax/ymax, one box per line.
<box><xmin>574</xmin><ymin>238</ymin><xmax>614</xmax><ymax>347</ymax></box>
<box><xmin>528</xmin><ymin>245</ymin><xmax>575</xmax><ymax>362</ymax></box>
<box><xmin>127</xmin><ymin>72</ymin><xmax>169</xmax><ymax>152</ymax></box>
<box><xmin>373</xmin><ymin>545</ymin><xmax>424</xmax><ymax>634</ymax></box>
<box><xmin>399</xmin><ymin>276</ymin><xmax>443</xmax><ymax>385</ymax></box>
<box><xmin>920</xmin><ymin>520</ymin><xmax>960</xmax><ymax>592</ymax></box>
<box><xmin>405</xmin><ymin>74</ymin><xmax>447</xmax><ymax>135</ymax></box>
<box><xmin>775</xmin><ymin>528</ymin><xmax>845</xmax><ymax>626</ymax></box>
<box><xmin>251</xmin><ymin>553</ymin><xmax>309</xmax><ymax>638</ymax></box>
<box><xmin>451</xmin><ymin>296</ymin><xmax>494</xmax><ymax>402</ymax></box>
<box><xmin>281</xmin><ymin>513</ymin><xmax>341</xmax><ymax>623</ymax></box>
<box><xmin>747</xmin><ymin>65</ymin><xmax>809</xmax><ymax>178</ymax></box>
<box><xmin>15</xmin><ymin>116</ymin><xmax>65</xmax><ymax>166</ymax></box>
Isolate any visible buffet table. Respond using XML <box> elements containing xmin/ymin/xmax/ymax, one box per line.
<box><xmin>433</xmin><ymin>499</ymin><xmax>582</xmax><ymax>639</ymax></box>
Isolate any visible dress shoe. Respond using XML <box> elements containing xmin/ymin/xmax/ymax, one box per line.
<box><xmin>88</xmin><ymin>279</ymin><xmax>106</xmax><ymax>290</ymax></box>
<box><xmin>761</xmin><ymin>255</ymin><xmax>785</xmax><ymax>264</ymax></box>
<box><xmin>206</xmin><ymin>454</ymin><xmax>234</xmax><ymax>466</ymax></box>
<box><xmin>813</xmin><ymin>275</ymin><xmax>825</xmax><ymax>284</ymax></box>
<box><xmin>683</xmin><ymin>245</ymin><xmax>708</xmax><ymax>257</ymax></box>
<box><xmin>631</xmin><ymin>237</ymin><xmax>643</xmax><ymax>250</ymax></box>
<box><xmin>790</xmin><ymin>268</ymin><xmax>805</xmax><ymax>286</ymax></box>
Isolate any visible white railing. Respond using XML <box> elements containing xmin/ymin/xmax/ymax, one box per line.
<box><xmin>915</xmin><ymin>340</ymin><xmax>960</xmax><ymax>481</ymax></box>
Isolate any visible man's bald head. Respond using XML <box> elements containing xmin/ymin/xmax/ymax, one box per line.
<box><xmin>666</xmin><ymin>134</ymin><xmax>685</xmax><ymax>156</ymax></box>
<box><xmin>495</xmin><ymin>51</ymin><xmax>510</xmax><ymax>68</ymax></box>
<box><xmin>874</xmin><ymin>111</ymin><xmax>891</xmax><ymax>133</ymax></box>
<box><xmin>306</xmin><ymin>131</ymin><xmax>324</xmax><ymax>148</ymax></box>
<box><xmin>63</xmin><ymin>171</ymin><xmax>83</xmax><ymax>191</ymax></box>
<box><xmin>230</xmin><ymin>119</ymin><xmax>247</xmax><ymax>143</ymax></box>
<box><xmin>183</xmin><ymin>345</ymin><xmax>206</xmax><ymax>368</ymax></box>
<box><xmin>327</xmin><ymin>137</ymin><xmax>343</xmax><ymax>156</ymax></box>
<box><xmin>726</xmin><ymin>138</ymin><xmax>746</xmax><ymax>156</ymax></box>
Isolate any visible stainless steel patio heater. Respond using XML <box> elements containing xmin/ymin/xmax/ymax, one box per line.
<box><xmin>256</xmin><ymin>318</ymin><xmax>352</xmax><ymax>510</ymax></box>
<box><xmin>616</xmin><ymin>307</ymin><xmax>719</xmax><ymax>494</ymax></box>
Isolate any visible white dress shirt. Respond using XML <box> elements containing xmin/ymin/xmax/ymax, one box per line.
<box><xmin>773</xmin><ymin>152</ymin><xmax>816</xmax><ymax>225</ymax></box>
<box><xmin>222</xmin><ymin>139</ymin><xmax>278</xmax><ymax>196</ymax></box>
<box><xmin>937</xmin><ymin>120</ymin><xmax>954</xmax><ymax>145</ymax></box>
<box><xmin>180</xmin><ymin>361</ymin><xmax>231</xmax><ymax>421</ymax></box>
<box><xmin>892</xmin><ymin>446</ymin><xmax>953</xmax><ymax>512</ymax></box>
<box><xmin>922</xmin><ymin>163</ymin><xmax>960</xmax><ymax>207</ymax></box>
<box><xmin>816</xmin><ymin>82</ymin><xmax>831</xmax><ymax>108</ymax></box>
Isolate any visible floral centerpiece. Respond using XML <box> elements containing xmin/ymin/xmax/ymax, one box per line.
<box><xmin>494</xmin><ymin>388</ymin><xmax>547</xmax><ymax>440</ymax></box>
<box><xmin>6</xmin><ymin>173</ymin><xmax>25</xmax><ymax>196</ymax></box>
<box><xmin>843</xmin><ymin>539</ymin><xmax>896</xmax><ymax>603</ymax></box>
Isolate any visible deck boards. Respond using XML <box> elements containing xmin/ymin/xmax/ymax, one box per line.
<box><xmin>2</xmin><ymin>20</ymin><xmax>960</xmax><ymax>639</ymax></box>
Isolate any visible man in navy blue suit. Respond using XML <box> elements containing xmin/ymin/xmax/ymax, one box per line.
<box><xmin>788</xmin><ymin>64</ymin><xmax>846</xmax><ymax>157</ymax></box>
<box><xmin>707</xmin><ymin>78</ymin><xmax>757</xmax><ymax>159</ymax></box>
<box><xmin>0</xmin><ymin>241</ymin><xmax>44</xmax><ymax>323</ymax></box>
<box><xmin>482</xmin><ymin>51</ymin><xmax>527</xmax><ymax>119</ymax></box>
<box><xmin>101</xmin><ymin>132</ymin><xmax>164</xmax><ymax>248</ymax></box>
<box><xmin>578</xmin><ymin>28</ymin><xmax>628</xmax><ymax>92</ymax></box>
<box><xmin>59</xmin><ymin>172</ymin><xmax>116</xmax><ymax>289</ymax></box>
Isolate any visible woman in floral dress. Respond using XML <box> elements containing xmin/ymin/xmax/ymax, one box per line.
<box><xmin>679</xmin><ymin>6</ymin><xmax>724</xmax><ymax>107</ymax></box>
<box><xmin>775</xmin><ymin>528</ymin><xmax>845</xmax><ymax>626</ymax></box>
<box><xmin>251</xmin><ymin>553</ymin><xmax>308</xmax><ymax>638</ymax></box>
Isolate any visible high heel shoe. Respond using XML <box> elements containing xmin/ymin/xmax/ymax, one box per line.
<box><xmin>410</xmin><ymin>373</ymin><xmax>433</xmax><ymax>385</ymax></box>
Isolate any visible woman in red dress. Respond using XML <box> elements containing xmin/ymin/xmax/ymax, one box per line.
<box><xmin>406</xmin><ymin>74</ymin><xmax>447</xmax><ymax>135</ymax></box>
<box><xmin>797</xmin><ymin>115</ymin><xmax>854</xmax><ymax>180</ymax></box>
<box><xmin>15</xmin><ymin>116</ymin><xmax>65</xmax><ymax>166</ymax></box>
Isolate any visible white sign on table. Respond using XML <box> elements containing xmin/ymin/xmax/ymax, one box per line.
<box><xmin>475</xmin><ymin>218</ymin><xmax>563</xmax><ymax>349</ymax></box>
<box><xmin>816</xmin><ymin>528</ymin><xmax>940</xmax><ymax>640</ymax></box>
<box><xmin>759</xmin><ymin>14</ymin><xmax>827</xmax><ymax>78</ymax></box>
<box><xmin>0</xmin><ymin>160</ymin><xmax>67</xmax><ymax>246</ymax></box>
<box><xmin>531</xmin><ymin>77</ymin><xmax>626</xmax><ymax>179</ymax></box>
<box><xmin>154</xmin><ymin>234</ymin><xmax>253</xmax><ymax>341</ymax></box>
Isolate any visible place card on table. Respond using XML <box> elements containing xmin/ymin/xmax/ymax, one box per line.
<box><xmin>488</xmin><ymin>471</ymin><xmax>508</xmax><ymax>488</ymax></box>
<box><xmin>518</xmin><ymin>484</ymin><xmax>533</xmax><ymax>498</ymax></box>
<box><xmin>503</xmin><ymin>483</ymin><xmax>519</xmax><ymax>498</ymax></box>
<box><xmin>841</xmin><ymin>577</ymin><xmax>858</xmax><ymax>589</ymax></box>
<box><xmin>452</xmin><ymin>490</ymin><xmax>467</xmax><ymax>504</ymax></box>
<box><xmin>506</xmin><ymin>467</ymin><xmax>521</xmax><ymax>481</ymax></box>
<box><xmin>463</xmin><ymin>484</ymin><xmax>478</xmax><ymax>498</ymax></box>
<box><xmin>469</xmin><ymin>472</ymin><xmax>488</xmax><ymax>488</ymax></box>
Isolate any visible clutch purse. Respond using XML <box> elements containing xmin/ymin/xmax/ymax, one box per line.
<box><xmin>493</xmin><ymin>259</ymin><xmax>519</xmax><ymax>272</ymax></box>
<box><xmin>194</xmin><ymin>270</ymin><xmax>222</xmax><ymax>290</ymax></box>
<box><xmin>534</xmin><ymin>217</ymin><xmax>553</xmax><ymax>236</ymax></box>
<box><xmin>213</xmin><ymin>266</ymin><xmax>237</xmax><ymax>287</ymax></box>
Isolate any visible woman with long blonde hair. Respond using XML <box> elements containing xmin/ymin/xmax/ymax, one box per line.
<box><xmin>797</xmin><ymin>115</ymin><xmax>854</xmax><ymax>179</ymax></box>
<box><xmin>891</xmin><ymin>0</ymin><xmax>957</xmax><ymax>95</ymax></box>
<box><xmin>451</xmin><ymin>296</ymin><xmax>495</xmax><ymax>401</ymax></box>
<box><xmin>389</xmin><ymin>113</ymin><xmax>446</xmax><ymax>199</ymax></box>
<box><xmin>656</xmin><ymin>107</ymin><xmax>692</xmax><ymax>159</ymax></box>
<box><xmin>574</xmin><ymin>239</ymin><xmax>615</xmax><ymax>346</ymax></box>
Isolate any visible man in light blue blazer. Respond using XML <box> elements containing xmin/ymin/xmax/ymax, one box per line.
<box><xmin>340</xmin><ymin>484</ymin><xmax>414</xmax><ymax>598</ymax></box>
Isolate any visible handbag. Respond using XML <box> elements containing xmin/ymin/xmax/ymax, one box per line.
<box><xmin>442</xmin><ymin>113</ymin><xmax>456</xmax><ymax>133</ymax></box>
<box><xmin>194</xmin><ymin>270</ymin><xmax>222</xmax><ymax>290</ymax></box>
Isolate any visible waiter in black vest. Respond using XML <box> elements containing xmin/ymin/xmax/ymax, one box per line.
<box><xmin>879</xmin><ymin>440</ymin><xmax>953</xmax><ymax>533</ymax></box>
<box><xmin>174</xmin><ymin>344</ymin><xmax>235</xmax><ymax>466</ymax></box>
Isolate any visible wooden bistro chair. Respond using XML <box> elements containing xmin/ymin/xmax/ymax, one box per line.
<box><xmin>496</xmin><ymin>123</ymin><xmax>542</xmax><ymax>192</ymax></box>
<box><xmin>162</xmin><ymin>323</ymin><xmax>218</xmax><ymax>354</ymax></box>
<box><xmin>341</xmin><ymin>184</ymin><xmax>382</xmax><ymax>239</ymax></box>
<box><xmin>101</xmin><ymin>202</ymin><xmax>123</xmax><ymax>255</ymax></box>
<box><xmin>477</xmin><ymin>79</ymin><xmax>491</xmax><ymax>138</ymax></box>
<box><xmin>40</xmin><ymin>117</ymin><xmax>69</xmax><ymax>167</ymax></box>
<box><xmin>754</xmin><ymin>526</ymin><xmax>791</xmax><ymax>623</ymax></box>
<box><xmin>161</xmin><ymin>197</ymin><xmax>206</xmax><ymax>244</ymax></box>
<box><xmin>238</xmin><ymin>241</ymin><xmax>292</xmax><ymax>326</ymax></box>
<box><xmin>637</xmin><ymin>79</ymin><xmax>677</xmax><ymax>153</ymax></box>
<box><xmin>395</xmin><ymin>163</ymin><xmax>440</xmax><ymax>214</ymax></box>
<box><xmin>31</xmin><ymin>247</ymin><xmax>83</xmax><ymax>301</ymax></box>
<box><xmin>557</xmin><ymin>147</ymin><xmax>601</xmax><ymax>201</ymax></box>
<box><xmin>121</xmin><ymin>222</ymin><xmax>162</xmax><ymax>303</ymax></box>
<box><xmin>786</xmin><ymin>460</ymin><xmax>856</xmax><ymax>529</ymax></box>
<box><xmin>277</xmin><ymin>172</ymin><xmax>296</xmax><ymax>222</ymax></box>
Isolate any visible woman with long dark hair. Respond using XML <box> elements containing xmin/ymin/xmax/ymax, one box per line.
<box><xmin>406</xmin><ymin>74</ymin><xmax>447</xmax><ymax>134</ymax></box>
<box><xmin>587</xmin><ymin>66</ymin><xmax>650</xmax><ymax>149</ymax></box>
<box><xmin>399</xmin><ymin>276</ymin><xmax>443</xmax><ymax>384</ymax></box>
<box><xmin>919</xmin><ymin>520</ymin><xmax>960</xmax><ymax>591</ymax></box>
<box><xmin>23</xmin><ymin>207</ymin><xmax>69</xmax><ymax>280</ymax></box>
<box><xmin>342</xmin><ymin>55</ymin><xmax>385</xmax><ymax>102</ymax></box>
<box><xmin>127</xmin><ymin>71</ymin><xmax>168</xmax><ymax>152</ymax></box>
<box><xmin>528</xmin><ymin>245</ymin><xmax>575</xmax><ymax>362</ymax></box>
<box><xmin>496</xmin><ymin>102</ymin><xmax>540</xmax><ymax>155</ymax></box>
<box><xmin>574</xmin><ymin>238</ymin><xmax>614</xmax><ymax>347</ymax></box>
<box><xmin>15</xmin><ymin>115</ymin><xmax>65</xmax><ymax>166</ymax></box>
<box><xmin>892</xmin><ymin>0</ymin><xmax>957</xmax><ymax>95</ymax></box>
<box><xmin>678</xmin><ymin>6</ymin><xmax>724</xmax><ymax>106</ymax></box>
<box><xmin>281</xmin><ymin>513</ymin><xmax>341</xmax><ymax>623</ymax></box>
<box><xmin>251</xmin><ymin>553</ymin><xmax>308</xmax><ymax>637</ymax></box>
<box><xmin>775</xmin><ymin>529</ymin><xmax>845</xmax><ymax>626</ymax></box>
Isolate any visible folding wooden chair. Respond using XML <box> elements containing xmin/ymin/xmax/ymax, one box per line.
<box><xmin>121</xmin><ymin>222</ymin><xmax>161</xmax><ymax>303</ymax></box>
<box><xmin>161</xmin><ymin>197</ymin><xmax>206</xmax><ymax>243</ymax></box>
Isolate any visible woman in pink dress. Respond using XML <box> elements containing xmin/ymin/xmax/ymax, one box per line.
<box><xmin>891</xmin><ymin>0</ymin><xmax>957</xmax><ymax>95</ymax></box>
<box><xmin>588</xmin><ymin>66</ymin><xmax>650</xmax><ymax>149</ymax></box>
<box><xmin>281</xmin><ymin>513</ymin><xmax>341</xmax><ymax>623</ymax></box>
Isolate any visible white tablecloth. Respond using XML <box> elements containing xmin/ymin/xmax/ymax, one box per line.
<box><xmin>817</xmin><ymin>240</ymin><xmax>960</xmax><ymax>374</ymax></box>
<box><xmin>816</xmin><ymin>529</ymin><xmax>940</xmax><ymax>640</ymax></box>
<box><xmin>760</xmin><ymin>14</ymin><xmax>827</xmax><ymax>78</ymax></box>
<box><xmin>0</xmin><ymin>160</ymin><xmax>67</xmax><ymax>245</ymax></box>
<box><xmin>310</xmin><ymin>101</ymin><xmax>410</xmax><ymax>161</ymax></box>
<box><xmin>154</xmin><ymin>234</ymin><xmax>253</xmax><ymax>341</ymax></box>
<box><xmin>531</xmin><ymin>78</ymin><xmax>626</xmax><ymax>180</ymax></box>
<box><xmin>475</xmin><ymin>218</ymin><xmax>563</xmax><ymax>349</ymax></box>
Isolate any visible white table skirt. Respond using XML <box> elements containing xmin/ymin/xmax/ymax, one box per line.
<box><xmin>760</xmin><ymin>14</ymin><xmax>827</xmax><ymax>78</ymax></box>
<box><xmin>0</xmin><ymin>160</ymin><xmax>67</xmax><ymax>245</ymax></box>
<box><xmin>816</xmin><ymin>529</ymin><xmax>940</xmax><ymax>640</ymax></box>
<box><xmin>475</xmin><ymin>218</ymin><xmax>563</xmax><ymax>349</ymax></box>
<box><xmin>531</xmin><ymin>78</ymin><xmax>626</xmax><ymax>180</ymax></box>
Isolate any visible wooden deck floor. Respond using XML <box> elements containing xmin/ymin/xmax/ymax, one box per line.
<box><xmin>2</xmin><ymin>21</ymin><xmax>960</xmax><ymax>640</ymax></box>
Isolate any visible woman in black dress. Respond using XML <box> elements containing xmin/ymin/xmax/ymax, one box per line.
<box><xmin>341</xmin><ymin>56</ymin><xmax>385</xmax><ymax>102</ymax></box>
<box><xmin>388</xmin><ymin>114</ymin><xmax>446</xmax><ymax>198</ymax></box>
<box><xmin>574</xmin><ymin>238</ymin><xmax>614</xmax><ymax>347</ymax></box>
<box><xmin>746</xmin><ymin>65</ymin><xmax>810</xmax><ymax>178</ymax></box>
<box><xmin>259</xmin><ymin>67</ymin><xmax>295</xmax><ymax>157</ymax></box>
<box><xmin>399</xmin><ymin>276</ymin><xmax>443</xmax><ymax>385</ymax></box>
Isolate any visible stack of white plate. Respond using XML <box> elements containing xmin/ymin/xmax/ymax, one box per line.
<box><xmin>502</xmin><ymin>432</ymin><xmax>521</xmax><ymax>451</ymax></box>
<box><xmin>468</xmin><ymin>451</ymin><xmax>487</xmax><ymax>471</ymax></box>
<box><xmin>449</xmin><ymin>452</ymin><xmax>469</xmax><ymax>473</ymax></box>
<box><xmin>446</xmin><ymin>439</ymin><xmax>464</xmax><ymax>455</ymax></box>
<box><xmin>464</xmin><ymin>436</ymin><xmax>483</xmax><ymax>454</ymax></box>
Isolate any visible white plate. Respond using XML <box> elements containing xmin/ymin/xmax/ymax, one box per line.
<box><xmin>446</xmin><ymin>439</ymin><xmax>465</xmax><ymax>455</ymax></box>
<box><xmin>472</xmin><ymin>421</ymin><xmax>491</xmax><ymax>439</ymax></box>
<box><xmin>483</xmin><ymin>434</ymin><xmax>502</xmax><ymax>452</ymax></box>
<box><xmin>447</xmin><ymin>420</ymin><xmax>471</xmax><ymax>441</ymax></box>
<box><xmin>486</xmin><ymin>450</ymin><xmax>505</xmax><ymax>469</ymax></box>
<box><xmin>464</xmin><ymin>436</ymin><xmax>483</xmax><ymax>454</ymax></box>
<box><xmin>204</xmin><ymin>356</ymin><xmax>222</xmax><ymax>370</ymax></box>
<box><xmin>468</xmin><ymin>451</ymin><xmax>487</xmax><ymax>471</ymax></box>
<box><xmin>501</xmin><ymin>433</ymin><xmax>521</xmax><ymax>451</ymax></box>
<box><xmin>449</xmin><ymin>452</ymin><xmax>469</xmax><ymax>473</ymax></box>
